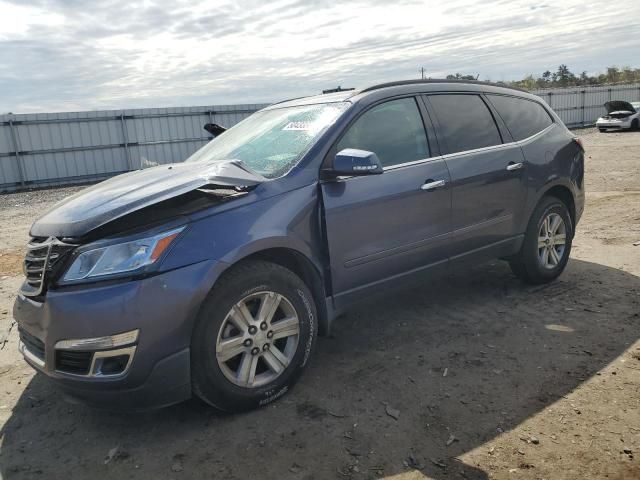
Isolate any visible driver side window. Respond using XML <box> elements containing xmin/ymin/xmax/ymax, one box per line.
<box><xmin>337</xmin><ymin>97</ymin><xmax>430</xmax><ymax>168</ymax></box>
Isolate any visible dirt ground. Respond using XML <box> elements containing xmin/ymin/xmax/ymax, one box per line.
<box><xmin>0</xmin><ymin>128</ymin><xmax>639</xmax><ymax>480</ymax></box>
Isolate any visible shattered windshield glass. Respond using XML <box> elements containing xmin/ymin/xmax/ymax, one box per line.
<box><xmin>186</xmin><ymin>102</ymin><xmax>349</xmax><ymax>179</ymax></box>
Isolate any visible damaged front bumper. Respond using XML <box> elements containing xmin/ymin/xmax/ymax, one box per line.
<box><xmin>13</xmin><ymin>258</ymin><xmax>225</xmax><ymax>410</ymax></box>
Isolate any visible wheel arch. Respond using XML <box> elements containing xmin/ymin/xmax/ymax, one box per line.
<box><xmin>219</xmin><ymin>246</ymin><xmax>332</xmax><ymax>336</ymax></box>
<box><xmin>539</xmin><ymin>184</ymin><xmax>576</xmax><ymax>235</ymax></box>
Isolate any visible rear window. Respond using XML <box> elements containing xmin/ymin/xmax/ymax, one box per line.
<box><xmin>487</xmin><ymin>95</ymin><xmax>553</xmax><ymax>141</ymax></box>
<box><xmin>428</xmin><ymin>94</ymin><xmax>502</xmax><ymax>154</ymax></box>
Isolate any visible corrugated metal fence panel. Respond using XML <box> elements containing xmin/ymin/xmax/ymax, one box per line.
<box><xmin>0</xmin><ymin>123</ymin><xmax>22</xmax><ymax>186</ymax></box>
<box><xmin>0</xmin><ymin>104</ymin><xmax>267</xmax><ymax>192</ymax></box>
<box><xmin>532</xmin><ymin>83</ymin><xmax>640</xmax><ymax>127</ymax></box>
<box><xmin>2</xmin><ymin>85</ymin><xmax>640</xmax><ymax>192</ymax></box>
<box><xmin>17</xmin><ymin>111</ymin><xmax>126</xmax><ymax>183</ymax></box>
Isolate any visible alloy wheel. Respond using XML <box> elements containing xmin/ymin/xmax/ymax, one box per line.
<box><xmin>538</xmin><ymin>212</ymin><xmax>567</xmax><ymax>269</ymax></box>
<box><xmin>215</xmin><ymin>291</ymin><xmax>300</xmax><ymax>388</ymax></box>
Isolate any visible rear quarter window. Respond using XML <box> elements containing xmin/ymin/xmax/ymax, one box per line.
<box><xmin>427</xmin><ymin>94</ymin><xmax>502</xmax><ymax>154</ymax></box>
<box><xmin>487</xmin><ymin>94</ymin><xmax>553</xmax><ymax>141</ymax></box>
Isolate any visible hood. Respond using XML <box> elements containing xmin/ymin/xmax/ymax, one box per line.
<box><xmin>30</xmin><ymin>160</ymin><xmax>266</xmax><ymax>238</ymax></box>
<box><xmin>604</xmin><ymin>101</ymin><xmax>636</xmax><ymax>114</ymax></box>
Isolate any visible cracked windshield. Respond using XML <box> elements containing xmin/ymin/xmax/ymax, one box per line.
<box><xmin>186</xmin><ymin>102</ymin><xmax>349</xmax><ymax>178</ymax></box>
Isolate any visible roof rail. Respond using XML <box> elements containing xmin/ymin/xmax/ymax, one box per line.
<box><xmin>359</xmin><ymin>79</ymin><xmax>528</xmax><ymax>94</ymax></box>
<box><xmin>322</xmin><ymin>86</ymin><xmax>355</xmax><ymax>94</ymax></box>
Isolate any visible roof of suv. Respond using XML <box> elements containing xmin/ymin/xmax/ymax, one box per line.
<box><xmin>267</xmin><ymin>79</ymin><xmax>530</xmax><ymax>109</ymax></box>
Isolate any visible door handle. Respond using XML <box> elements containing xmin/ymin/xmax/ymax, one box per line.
<box><xmin>506</xmin><ymin>162</ymin><xmax>524</xmax><ymax>171</ymax></box>
<box><xmin>421</xmin><ymin>179</ymin><xmax>446</xmax><ymax>191</ymax></box>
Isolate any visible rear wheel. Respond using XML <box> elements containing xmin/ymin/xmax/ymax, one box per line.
<box><xmin>509</xmin><ymin>196</ymin><xmax>573</xmax><ymax>284</ymax></box>
<box><xmin>598</xmin><ymin>128</ymin><xmax>606</xmax><ymax>133</ymax></box>
<box><xmin>632</xmin><ymin>119</ymin><xmax>639</xmax><ymax>131</ymax></box>
<box><xmin>191</xmin><ymin>261</ymin><xmax>317</xmax><ymax>412</ymax></box>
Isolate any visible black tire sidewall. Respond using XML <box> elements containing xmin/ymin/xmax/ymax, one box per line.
<box><xmin>523</xmin><ymin>198</ymin><xmax>573</xmax><ymax>282</ymax></box>
<box><xmin>191</xmin><ymin>262</ymin><xmax>317</xmax><ymax>412</ymax></box>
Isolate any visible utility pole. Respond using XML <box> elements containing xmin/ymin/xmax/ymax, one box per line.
<box><xmin>421</xmin><ymin>67</ymin><xmax>425</xmax><ymax>79</ymax></box>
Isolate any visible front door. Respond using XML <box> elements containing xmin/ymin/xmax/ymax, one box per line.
<box><xmin>320</xmin><ymin>97</ymin><xmax>452</xmax><ymax>306</ymax></box>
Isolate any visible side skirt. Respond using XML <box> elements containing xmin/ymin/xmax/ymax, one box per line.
<box><xmin>329</xmin><ymin>235</ymin><xmax>524</xmax><ymax>317</ymax></box>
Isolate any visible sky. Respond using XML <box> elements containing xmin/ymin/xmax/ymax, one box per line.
<box><xmin>1</xmin><ymin>0</ymin><xmax>640</xmax><ymax>114</ymax></box>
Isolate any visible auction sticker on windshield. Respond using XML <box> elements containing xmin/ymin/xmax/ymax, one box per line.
<box><xmin>283</xmin><ymin>121</ymin><xmax>311</xmax><ymax>131</ymax></box>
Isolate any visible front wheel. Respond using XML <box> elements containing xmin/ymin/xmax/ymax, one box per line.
<box><xmin>191</xmin><ymin>261</ymin><xmax>317</xmax><ymax>412</ymax></box>
<box><xmin>509</xmin><ymin>196</ymin><xmax>573</xmax><ymax>284</ymax></box>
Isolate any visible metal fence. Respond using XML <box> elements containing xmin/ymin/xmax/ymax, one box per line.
<box><xmin>2</xmin><ymin>83</ymin><xmax>640</xmax><ymax>192</ymax></box>
<box><xmin>0</xmin><ymin>104</ymin><xmax>267</xmax><ymax>192</ymax></box>
<box><xmin>531</xmin><ymin>83</ymin><xmax>640</xmax><ymax>128</ymax></box>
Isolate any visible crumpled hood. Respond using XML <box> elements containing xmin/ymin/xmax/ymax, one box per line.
<box><xmin>604</xmin><ymin>101</ymin><xmax>636</xmax><ymax>114</ymax></box>
<box><xmin>30</xmin><ymin>160</ymin><xmax>266</xmax><ymax>238</ymax></box>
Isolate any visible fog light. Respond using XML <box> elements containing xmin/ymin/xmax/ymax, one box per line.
<box><xmin>95</xmin><ymin>354</ymin><xmax>130</xmax><ymax>375</ymax></box>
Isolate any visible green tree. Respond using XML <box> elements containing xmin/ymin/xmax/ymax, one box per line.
<box><xmin>606</xmin><ymin>67</ymin><xmax>620</xmax><ymax>83</ymax></box>
<box><xmin>446</xmin><ymin>73</ymin><xmax>477</xmax><ymax>81</ymax></box>
<box><xmin>448</xmin><ymin>64</ymin><xmax>640</xmax><ymax>91</ymax></box>
<box><xmin>556</xmin><ymin>64</ymin><xmax>574</xmax><ymax>87</ymax></box>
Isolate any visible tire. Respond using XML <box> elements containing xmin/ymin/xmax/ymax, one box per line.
<box><xmin>191</xmin><ymin>260</ymin><xmax>317</xmax><ymax>412</ymax></box>
<box><xmin>509</xmin><ymin>196</ymin><xmax>573</xmax><ymax>285</ymax></box>
<box><xmin>598</xmin><ymin>128</ymin><xmax>606</xmax><ymax>133</ymax></box>
<box><xmin>632</xmin><ymin>119</ymin><xmax>639</xmax><ymax>131</ymax></box>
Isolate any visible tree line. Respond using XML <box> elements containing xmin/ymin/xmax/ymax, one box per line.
<box><xmin>443</xmin><ymin>65</ymin><xmax>640</xmax><ymax>90</ymax></box>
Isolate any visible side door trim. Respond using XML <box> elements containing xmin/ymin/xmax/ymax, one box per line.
<box><xmin>344</xmin><ymin>229</ymin><xmax>450</xmax><ymax>268</ymax></box>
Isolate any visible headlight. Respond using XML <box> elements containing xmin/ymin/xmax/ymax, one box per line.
<box><xmin>62</xmin><ymin>227</ymin><xmax>184</xmax><ymax>282</ymax></box>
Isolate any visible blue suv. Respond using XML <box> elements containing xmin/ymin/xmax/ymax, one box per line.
<box><xmin>14</xmin><ymin>80</ymin><xmax>585</xmax><ymax>411</ymax></box>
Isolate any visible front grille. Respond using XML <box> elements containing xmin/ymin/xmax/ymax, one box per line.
<box><xmin>21</xmin><ymin>237</ymin><xmax>76</xmax><ymax>297</ymax></box>
<box><xmin>19</xmin><ymin>328</ymin><xmax>45</xmax><ymax>361</ymax></box>
<box><xmin>56</xmin><ymin>350</ymin><xmax>93</xmax><ymax>375</ymax></box>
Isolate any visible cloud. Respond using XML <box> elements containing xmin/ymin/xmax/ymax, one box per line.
<box><xmin>1</xmin><ymin>0</ymin><xmax>639</xmax><ymax>113</ymax></box>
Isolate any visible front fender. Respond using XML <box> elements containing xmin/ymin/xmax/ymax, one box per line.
<box><xmin>163</xmin><ymin>182</ymin><xmax>325</xmax><ymax>288</ymax></box>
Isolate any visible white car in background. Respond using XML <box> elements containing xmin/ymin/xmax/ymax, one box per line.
<box><xmin>596</xmin><ymin>101</ymin><xmax>640</xmax><ymax>132</ymax></box>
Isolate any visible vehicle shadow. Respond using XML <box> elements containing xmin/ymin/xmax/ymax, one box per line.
<box><xmin>1</xmin><ymin>258</ymin><xmax>639</xmax><ymax>479</ymax></box>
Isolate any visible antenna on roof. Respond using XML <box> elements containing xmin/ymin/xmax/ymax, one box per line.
<box><xmin>322</xmin><ymin>86</ymin><xmax>355</xmax><ymax>94</ymax></box>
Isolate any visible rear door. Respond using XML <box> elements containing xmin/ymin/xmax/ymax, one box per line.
<box><xmin>320</xmin><ymin>97</ymin><xmax>451</xmax><ymax>304</ymax></box>
<box><xmin>424</xmin><ymin>93</ymin><xmax>527</xmax><ymax>259</ymax></box>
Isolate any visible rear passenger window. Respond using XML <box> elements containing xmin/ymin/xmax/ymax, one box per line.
<box><xmin>428</xmin><ymin>94</ymin><xmax>502</xmax><ymax>154</ymax></box>
<box><xmin>487</xmin><ymin>95</ymin><xmax>553</xmax><ymax>141</ymax></box>
<box><xmin>337</xmin><ymin>98</ymin><xmax>429</xmax><ymax>168</ymax></box>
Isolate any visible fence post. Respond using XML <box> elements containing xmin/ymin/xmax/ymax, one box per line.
<box><xmin>8</xmin><ymin>116</ymin><xmax>26</xmax><ymax>186</ymax></box>
<box><xmin>119</xmin><ymin>113</ymin><xmax>133</xmax><ymax>171</ymax></box>
<box><xmin>581</xmin><ymin>90</ymin><xmax>586</xmax><ymax>127</ymax></box>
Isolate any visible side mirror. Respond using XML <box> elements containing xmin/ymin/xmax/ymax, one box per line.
<box><xmin>331</xmin><ymin>148</ymin><xmax>383</xmax><ymax>176</ymax></box>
